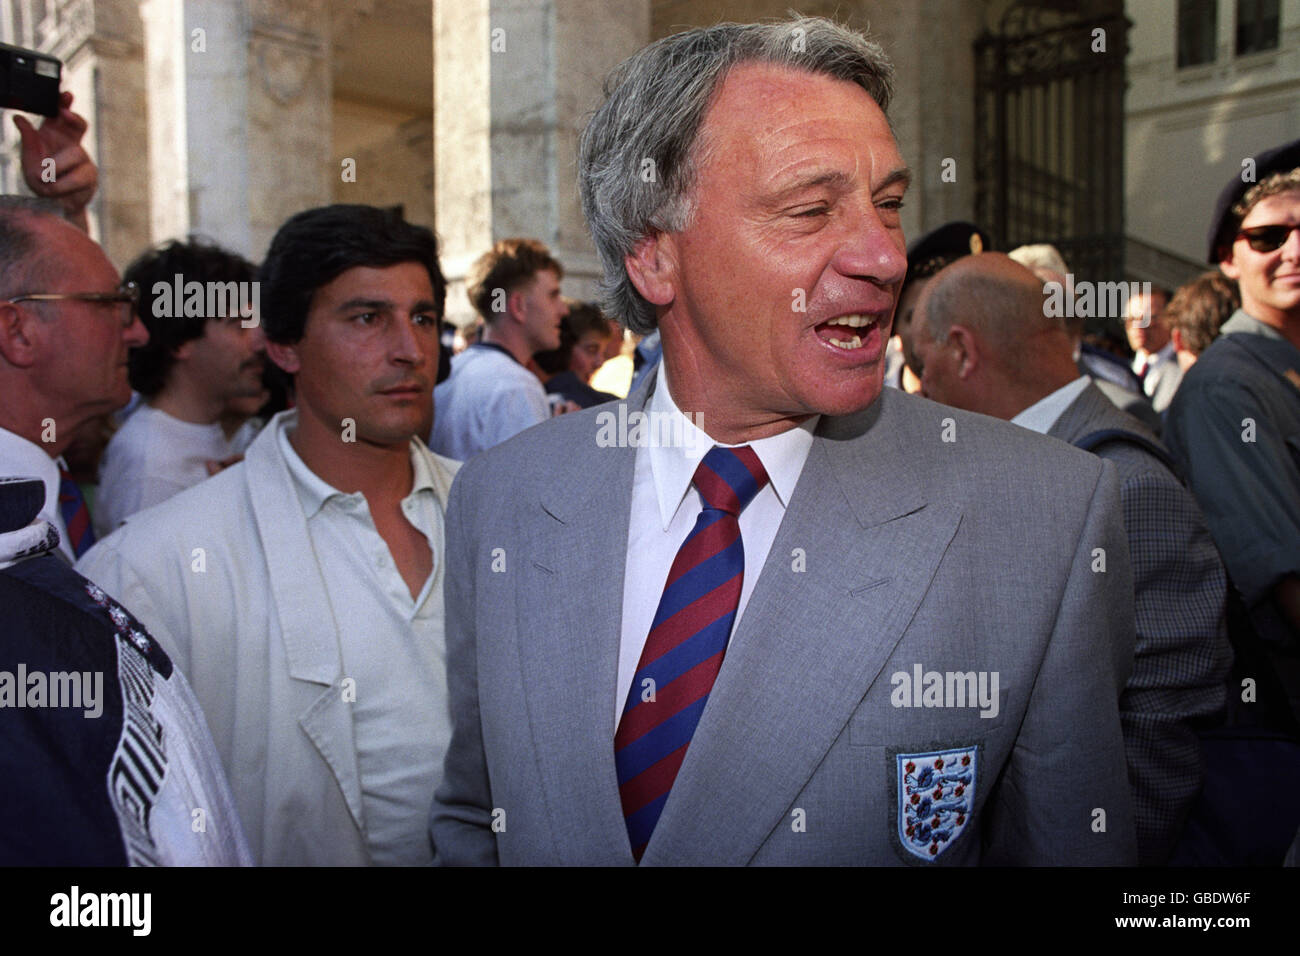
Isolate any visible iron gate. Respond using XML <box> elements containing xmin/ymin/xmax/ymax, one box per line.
<box><xmin>975</xmin><ymin>0</ymin><xmax>1129</xmax><ymax>285</ymax></box>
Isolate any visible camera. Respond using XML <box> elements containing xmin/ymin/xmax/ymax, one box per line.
<box><xmin>0</xmin><ymin>40</ymin><xmax>61</xmax><ymax>118</ymax></box>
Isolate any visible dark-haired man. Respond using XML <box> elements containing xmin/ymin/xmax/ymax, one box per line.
<box><xmin>78</xmin><ymin>205</ymin><xmax>459</xmax><ymax>865</ymax></box>
<box><xmin>94</xmin><ymin>239</ymin><xmax>265</xmax><ymax>536</ymax></box>
<box><xmin>430</xmin><ymin>237</ymin><xmax>566</xmax><ymax>459</ymax></box>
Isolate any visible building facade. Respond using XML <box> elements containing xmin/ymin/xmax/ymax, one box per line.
<box><xmin>2</xmin><ymin>0</ymin><xmax>1296</xmax><ymax>326</ymax></box>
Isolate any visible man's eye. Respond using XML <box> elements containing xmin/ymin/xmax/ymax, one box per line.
<box><xmin>793</xmin><ymin>206</ymin><xmax>829</xmax><ymax>218</ymax></box>
<box><xmin>352</xmin><ymin>312</ymin><xmax>379</xmax><ymax>325</ymax></box>
<box><xmin>413</xmin><ymin>313</ymin><xmax>438</xmax><ymax>327</ymax></box>
<box><xmin>878</xmin><ymin>197</ymin><xmax>906</xmax><ymax>212</ymax></box>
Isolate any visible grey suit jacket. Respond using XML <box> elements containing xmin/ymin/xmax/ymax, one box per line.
<box><xmin>430</xmin><ymin>378</ymin><xmax>1139</xmax><ymax>865</ymax></box>
<box><xmin>1047</xmin><ymin>382</ymin><xmax>1230</xmax><ymax>864</ymax></box>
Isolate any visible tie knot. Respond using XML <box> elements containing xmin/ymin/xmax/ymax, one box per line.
<box><xmin>693</xmin><ymin>445</ymin><xmax>770</xmax><ymax>516</ymax></box>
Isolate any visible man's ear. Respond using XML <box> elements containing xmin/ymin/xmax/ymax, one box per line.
<box><xmin>1218</xmin><ymin>248</ymin><xmax>1241</xmax><ymax>281</ymax></box>
<box><xmin>1171</xmin><ymin>326</ymin><xmax>1186</xmax><ymax>354</ymax></box>
<box><xmin>949</xmin><ymin>324</ymin><xmax>980</xmax><ymax>379</ymax></box>
<box><xmin>0</xmin><ymin>301</ymin><xmax>42</xmax><ymax>368</ymax></box>
<box><xmin>506</xmin><ymin>287</ymin><xmax>529</xmax><ymax>325</ymax></box>
<box><xmin>265</xmin><ymin>339</ymin><xmax>301</xmax><ymax>375</ymax></box>
<box><xmin>624</xmin><ymin>232</ymin><xmax>677</xmax><ymax>308</ymax></box>
<box><xmin>171</xmin><ymin>339</ymin><xmax>195</xmax><ymax>363</ymax></box>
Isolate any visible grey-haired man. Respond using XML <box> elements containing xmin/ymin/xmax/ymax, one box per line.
<box><xmin>431</xmin><ymin>17</ymin><xmax>1138</xmax><ymax>866</ymax></box>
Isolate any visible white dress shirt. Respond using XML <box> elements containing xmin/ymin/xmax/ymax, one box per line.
<box><xmin>0</xmin><ymin>425</ymin><xmax>72</xmax><ymax>562</ymax></box>
<box><xmin>278</xmin><ymin>425</ymin><xmax>451</xmax><ymax>865</ymax></box>
<box><xmin>615</xmin><ymin>368</ymin><xmax>817</xmax><ymax>722</ymax></box>
<box><xmin>1009</xmin><ymin>375</ymin><xmax>1091</xmax><ymax>435</ymax></box>
<box><xmin>429</xmin><ymin>343</ymin><xmax>550</xmax><ymax>460</ymax></box>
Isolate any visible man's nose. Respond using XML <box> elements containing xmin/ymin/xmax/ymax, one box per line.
<box><xmin>124</xmin><ymin>310</ymin><xmax>149</xmax><ymax>347</ymax></box>
<box><xmin>1279</xmin><ymin>225</ymin><xmax>1300</xmax><ymax>260</ymax></box>
<box><xmin>832</xmin><ymin>202</ymin><xmax>907</xmax><ymax>287</ymax></box>
<box><xmin>389</xmin><ymin>315</ymin><xmax>427</xmax><ymax>363</ymax></box>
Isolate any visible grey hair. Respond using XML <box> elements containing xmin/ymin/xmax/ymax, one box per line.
<box><xmin>578</xmin><ymin>17</ymin><xmax>895</xmax><ymax>334</ymax></box>
<box><xmin>0</xmin><ymin>195</ymin><xmax>64</xmax><ymax>299</ymax></box>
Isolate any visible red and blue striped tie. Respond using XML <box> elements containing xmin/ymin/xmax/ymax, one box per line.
<box><xmin>615</xmin><ymin>444</ymin><xmax>769</xmax><ymax>860</ymax></box>
<box><xmin>58</xmin><ymin>468</ymin><xmax>96</xmax><ymax>558</ymax></box>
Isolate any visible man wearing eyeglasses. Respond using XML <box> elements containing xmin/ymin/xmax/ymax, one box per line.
<box><xmin>0</xmin><ymin>195</ymin><xmax>147</xmax><ymax>561</ymax></box>
<box><xmin>1165</xmin><ymin>137</ymin><xmax>1300</xmax><ymax>725</ymax></box>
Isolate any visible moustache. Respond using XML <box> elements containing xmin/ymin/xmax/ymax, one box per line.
<box><xmin>374</xmin><ymin>377</ymin><xmax>431</xmax><ymax>393</ymax></box>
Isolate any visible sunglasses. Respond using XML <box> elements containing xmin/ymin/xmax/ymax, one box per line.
<box><xmin>1236</xmin><ymin>224</ymin><xmax>1300</xmax><ymax>253</ymax></box>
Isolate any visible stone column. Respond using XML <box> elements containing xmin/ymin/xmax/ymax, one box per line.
<box><xmin>140</xmin><ymin>0</ymin><xmax>331</xmax><ymax>259</ymax></box>
<box><xmin>434</xmin><ymin>0</ymin><xmax>651</xmax><ymax>326</ymax></box>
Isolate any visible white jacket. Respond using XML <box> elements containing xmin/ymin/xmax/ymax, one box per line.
<box><xmin>77</xmin><ymin>411</ymin><xmax>460</xmax><ymax>865</ymax></box>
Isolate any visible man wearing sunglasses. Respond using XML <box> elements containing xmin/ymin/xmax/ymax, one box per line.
<box><xmin>1165</xmin><ymin>138</ymin><xmax>1300</xmax><ymax>726</ymax></box>
<box><xmin>0</xmin><ymin>196</ymin><xmax>148</xmax><ymax>561</ymax></box>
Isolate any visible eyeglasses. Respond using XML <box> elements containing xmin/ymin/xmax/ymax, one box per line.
<box><xmin>1235</xmin><ymin>224</ymin><xmax>1300</xmax><ymax>253</ymax></box>
<box><xmin>6</xmin><ymin>281</ymin><xmax>140</xmax><ymax>327</ymax></box>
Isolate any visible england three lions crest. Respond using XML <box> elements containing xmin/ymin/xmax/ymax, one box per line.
<box><xmin>896</xmin><ymin>746</ymin><xmax>976</xmax><ymax>860</ymax></box>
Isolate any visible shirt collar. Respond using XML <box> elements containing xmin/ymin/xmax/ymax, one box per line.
<box><xmin>1225</xmin><ymin>308</ymin><xmax>1290</xmax><ymax>343</ymax></box>
<box><xmin>276</xmin><ymin>416</ymin><xmax>434</xmax><ymax>519</ymax></box>
<box><xmin>1010</xmin><ymin>375</ymin><xmax>1091</xmax><ymax>435</ymax></box>
<box><xmin>0</xmin><ymin>424</ymin><xmax>61</xmax><ymax>505</ymax></box>
<box><xmin>647</xmin><ymin>364</ymin><xmax>817</xmax><ymax>531</ymax></box>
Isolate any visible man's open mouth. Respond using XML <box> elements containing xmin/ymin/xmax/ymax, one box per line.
<box><xmin>814</xmin><ymin>313</ymin><xmax>879</xmax><ymax>350</ymax></box>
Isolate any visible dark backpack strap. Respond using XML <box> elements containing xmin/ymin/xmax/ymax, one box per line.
<box><xmin>1073</xmin><ymin>427</ymin><xmax>1182</xmax><ymax>480</ymax></box>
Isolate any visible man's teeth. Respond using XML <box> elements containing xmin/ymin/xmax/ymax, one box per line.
<box><xmin>824</xmin><ymin>314</ymin><xmax>874</xmax><ymax>349</ymax></box>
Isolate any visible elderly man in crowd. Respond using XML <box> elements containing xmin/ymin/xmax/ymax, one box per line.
<box><xmin>431</xmin><ymin>17</ymin><xmax>1138</xmax><ymax>866</ymax></box>
<box><xmin>909</xmin><ymin>252</ymin><xmax>1231</xmax><ymax>864</ymax></box>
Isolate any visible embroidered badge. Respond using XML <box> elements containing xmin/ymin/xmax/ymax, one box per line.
<box><xmin>897</xmin><ymin>746</ymin><xmax>976</xmax><ymax>860</ymax></box>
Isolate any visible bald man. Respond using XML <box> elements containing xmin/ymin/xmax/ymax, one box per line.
<box><xmin>911</xmin><ymin>253</ymin><xmax>1232</xmax><ymax>865</ymax></box>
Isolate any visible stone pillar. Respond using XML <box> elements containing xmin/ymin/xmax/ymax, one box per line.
<box><xmin>140</xmin><ymin>0</ymin><xmax>331</xmax><ymax>259</ymax></box>
<box><xmin>84</xmin><ymin>0</ymin><xmax>152</xmax><ymax>270</ymax></box>
<box><xmin>434</xmin><ymin>0</ymin><xmax>651</xmax><ymax>327</ymax></box>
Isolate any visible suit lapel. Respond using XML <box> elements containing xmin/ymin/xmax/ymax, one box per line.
<box><xmin>516</xmin><ymin>394</ymin><xmax>644</xmax><ymax>864</ymax></box>
<box><xmin>641</xmin><ymin>392</ymin><xmax>964</xmax><ymax>865</ymax></box>
<box><xmin>244</xmin><ymin>412</ymin><xmax>365</xmax><ymax>834</ymax></box>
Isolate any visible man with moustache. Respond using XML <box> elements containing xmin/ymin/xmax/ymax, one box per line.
<box><xmin>431</xmin><ymin>18</ymin><xmax>1137</xmax><ymax>865</ymax></box>
<box><xmin>79</xmin><ymin>205</ymin><xmax>459</xmax><ymax>865</ymax></box>
<box><xmin>94</xmin><ymin>239</ymin><xmax>266</xmax><ymax>536</ymax></box>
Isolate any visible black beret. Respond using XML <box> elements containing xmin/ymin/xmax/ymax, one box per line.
<box><xmin>905</xmin><ymin>221</ymin><xmax>992</xmax><ymax>284</ymax></box>
<box><xmin>1205</xmin><ymin>137</ymin><xmax>1300</xmax><ymax>263</ymax></box>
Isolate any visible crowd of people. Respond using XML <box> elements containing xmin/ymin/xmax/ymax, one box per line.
<box><xmin>1</xmin><ymin>16</ymin><xmax>1297</xmax><ymax>867</ymax></box>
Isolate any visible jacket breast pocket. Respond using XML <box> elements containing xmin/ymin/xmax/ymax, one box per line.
<box><xmin>848</xmin><ymin>674</ymin><xmax>1007</xmax><ymax>748</ymax></box>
